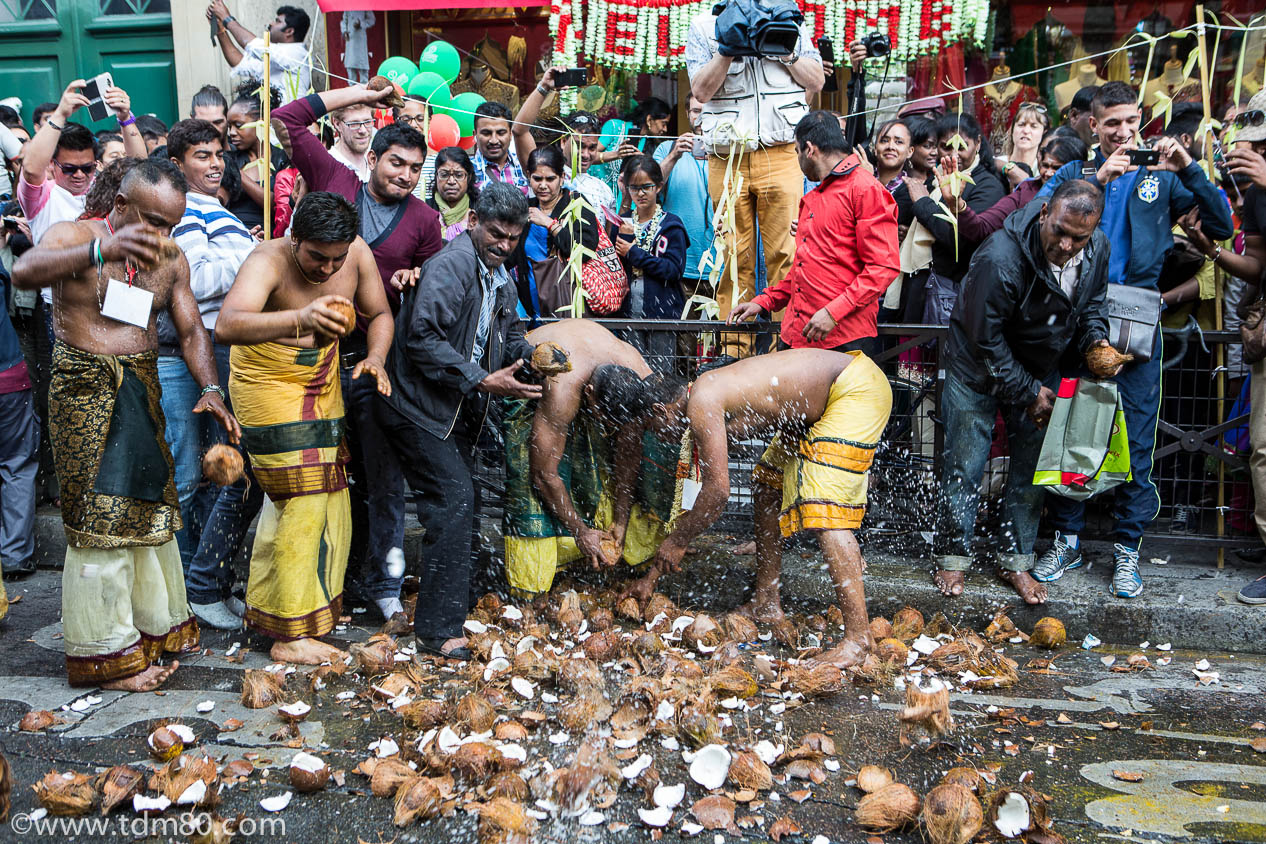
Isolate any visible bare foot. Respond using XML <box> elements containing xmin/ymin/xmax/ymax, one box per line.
<box><xmin>999</xmin><ymin>569</ymin><xmax>1047</xmax><ymax>605</ymax></box>
<box><xmin>732</xmin><ymin>540</ymin><xmax>757</xmax><ymax>555</ymax></box>
<box><xmin>618</xmin><ymin>569</ymin><xmax>660</xmax><ymax>605</ymax></box>
<box><xmin>733</xmin><ymin>596</ymin><xmax>786</xmax><ymax>625</ymax></box>
<box><xmin>933</xmin><ymin>569</ymin><xmax>965</xmax><ymax>597</ymax></box>
<box><xmin>102</xmin><ymin>661</ymin><xmax>179</xmax><ymax>692</ymax></box>
<box><xmin>270</xmin><ymin>638</ymin><xmax>349</xmax><ymax>666</ymax></box>
<box><xmin>806</xmin><ymin>637</ymin><xmax>871</xmax><ymax>671</ymax></box>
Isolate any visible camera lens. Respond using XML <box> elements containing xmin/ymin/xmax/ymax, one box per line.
<box><xmin>863</xmin><ymin>32</ymin><xmax>890</xmax><ymax>58</ymax></box>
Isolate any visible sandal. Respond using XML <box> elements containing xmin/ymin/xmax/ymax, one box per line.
<box><xmin>414</xmin><ymin>637</ymin><xmax>471</xmax><ymax>661</ymax></box>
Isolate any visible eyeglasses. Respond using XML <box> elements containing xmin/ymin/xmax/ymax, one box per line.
<box><xmin>1235</xmin><ymin>110</ymin><xmax>1265</xmax><ymax>129</ymax></box>
<box><xmin>339</xmin><ymin>119</ymin><xmax>374</xmax><ymax>131</ymax></box>
<box><xmin>436</xmin><ymin>170</ymin><xmax>467</xmax><ymax>183</ymax></box>
<box><xmin>628</xmin><ymin>183</ymin><xmax>658</xmax><ymax>193</ymax></box>
<box><xmin>56</xmin><ymin>161</ymin><xmax>96</xmax><ymax>176</ymax></box>
<box><xmin>397</xmin><ymin>115</ymin><xmax>426</xmax><ymax>127</ymax></box>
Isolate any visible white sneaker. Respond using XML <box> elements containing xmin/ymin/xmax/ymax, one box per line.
<box><xmin>375</xmin><ymin>596</ymin><xmax>405</xmax><ymax>620</ymax></box>
<box><xmin>191</xmin><ymin>601</ymin><xmax>244</xmax><ymax>630</ymax></box>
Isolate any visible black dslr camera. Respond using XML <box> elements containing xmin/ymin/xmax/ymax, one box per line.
<box><xmin>861</xmin><ymin>31</ymin><xmax>890</xmax><ymax>58</ymax></box>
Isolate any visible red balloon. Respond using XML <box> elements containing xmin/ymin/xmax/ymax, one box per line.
<box><xmin>457</xmin><ymin>135</ymin><xmax>476</xmax><ymax>151</ymax></box>
<box><xmin>427</xmin><ymin>114</ymin><xmax>460</xmax><ymax>151</ymax></box>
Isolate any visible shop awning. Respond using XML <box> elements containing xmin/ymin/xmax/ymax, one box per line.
<box><xmin>318</xmin><ymin>0</ymin><xmax>545</xmax><ymax>9</ymax></box>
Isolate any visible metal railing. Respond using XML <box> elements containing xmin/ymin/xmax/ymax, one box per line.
<box><xmin>472</xmin><ymin>319</ymin><xmax>1255</xmax><ymax>554</ymax></box>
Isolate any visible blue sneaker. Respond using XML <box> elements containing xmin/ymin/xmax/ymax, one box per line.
<box><xmin>1112</xmin><ymin>543</ymin><xmax>1143</xmax><ymax>598</ymax></box>
<box><xmin>1033</xmin><ymin>531</ymin><xmax>1084</xmax><ymax>582</ymax></box>
<box><xmin>1237</xmin><ymin>574</ymin><xmax>1266</xmax><ymax>605</ymax></box>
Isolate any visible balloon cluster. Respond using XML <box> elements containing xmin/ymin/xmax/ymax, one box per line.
<box><xmin>377</xmin><ymin>41</ymin><xmax>486</xmax><ymax>152</ymax></box>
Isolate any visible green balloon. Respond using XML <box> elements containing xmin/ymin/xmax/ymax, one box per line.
<box><xmin>407</xmin><ymin>71</ymin><xmax>451</xmax><ymax>108</ymax></box>
<box><xmin>445</xmin><ymin>92</ymin><xmax>486</xmax><ymax>137</ymax></box>
<box><xmin>418</xmin><ymin>41</ymin><xmax>461</xmax><ymax>85</ymax></box>
<box><xmin>376</xmin><ymin>57</ymin><xmax>418</xmax><ymax>87</ymax></box>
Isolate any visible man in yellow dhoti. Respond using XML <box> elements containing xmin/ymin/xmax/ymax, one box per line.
<box><xmin>12</xmin><ymin>160</ymin><xmax>238</xmax><ymax>690</ymax></box>
<box><xmin>599</xmin><ymin>348</ymin><xmax>892</xmax><ymax>671</ymax></box>
<box><xmin>502</xmin><ymin>320</ymin><xmax>684</xmax><ymax>597</ymax></box>
<box><xmin>216</xmin><ymin>192</ymin><xmax>393</xmax><ymax>665</ymax></box>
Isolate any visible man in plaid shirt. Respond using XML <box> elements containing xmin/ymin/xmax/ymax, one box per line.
<box><xmin>471</xmin><ymin>102</ymin><xmax>529</xmax><ymax>196</ymax></box>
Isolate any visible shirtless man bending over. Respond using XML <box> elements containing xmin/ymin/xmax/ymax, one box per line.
<box><xmin>215</xmin><ymin>191</ymin><xmax>393</xmax><ymax>665</ymax></box>
<box><xmin>503</xmin><ymin>320</ymin><xmax>664</xmax><ymax>595</ymax></box>
<box><xmin>12</xmin><ymin>159</ymin><xmax>238</xmax><ymax>691</ymax></box>
<box><xmin>600</xmin><ymin>348</ymin><xmax>892</xmax><ymax>669</ymax></box>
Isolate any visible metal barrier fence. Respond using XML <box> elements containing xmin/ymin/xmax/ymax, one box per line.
<box><xmin>474</xmin><ymin>319</ymin><xmax>1255</xmax><ymax>554</ymax></box>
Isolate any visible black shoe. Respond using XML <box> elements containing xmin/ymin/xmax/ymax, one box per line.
<box><xmin>2</xmin><ymin>563</ymin><xmax>35</xmax><ymax>578</ymax></box>
<box><xmin>698</xmin><ymin>354</ymin><xmax>739</xmax><ymax>375</ymax></box>
<box><xmin>1238</xmin><ymin>574</ymin><xmax>1266</xmax><ymax>604</ymax></box>
<box><xmin>1235</xmin><ymin>546</ymin><xmax>1266</xmax><ymax>564</ymax></box>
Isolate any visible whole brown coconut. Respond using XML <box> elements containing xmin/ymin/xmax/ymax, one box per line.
<box><xmin>531</xmin><ymin>341</ymin><xmax>572</xmax><ymax>375</ymax></box>
<box><xmin>201</xmin><ymin>444</ymin><xmax>245</xmax><ymax>486</ymax></box>
<box><xmin>855</xmin><ymin>782</ymin><xmax>921</xmax><ymax>832</ymax></box>
<box><xmin>454</xmin><ymin>693</ymin><xmax>497</xmax><ymax>733</ymax></box>
<box><xmin>891</xmin><ymin>607</ymin><xmax>925</xmax><ymax>642</ymax></box>
<box><xmin>393</xmin><ymin>776</ymin><xmax>442</xmax><ymax>827</ymax></box>
<box><xmin>367</xmin><ymin>75</ymin><xmax>406</xmax><ymax>108</ymax></box>
<box><xmin>922</xmin><ymin>783</ymin><xmax>983</xmax><ymax>844</ymax></box>
<box><xmin>875</xmin><ymin>637</ymin><xmax>910</xmax><ymax>664</ymax></box>
<box><xmin>582</xmin><ymin>629</ymin><xmax>623</xmax><ymax>662</ymax></box>
<box><xmin>869</xmin><ymin>616</ymin><xmax>893</xmax><ymax>640</ymax></box>
<box><xmin>1029</xmin><ymin>617</ymin><xmax>1067</xmax><ymax>649</ymax></box>
<box><xmin>1086</xmin><ymin>343</ymin><xmax>1134</xmax><ymax>378</ymax></box>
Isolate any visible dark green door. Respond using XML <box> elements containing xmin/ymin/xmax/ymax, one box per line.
<box><xmin>0</xmin><ymin>0</ymin><xmax>175</xmax><ymax>131</ymax></box>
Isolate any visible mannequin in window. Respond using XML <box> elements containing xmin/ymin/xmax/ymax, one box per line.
<box><xmin>979</xmin><ymin>52</ymin><xmax>1040</xmax><ymax>152</ymax></box>
<box><xmin>1055</xmin><ymin>63</ymin><xmax>1106</xmax><ymax>112</ymax></box>
<box><xmin>1241</xmin><ymin>54</ymin><xmax>1265</xmax><ymax>97</ymax></box>
<box><xmin>1143</xmin><ymin>45</ymin><xmax>1199</xmax><ymax>117</ymax></box>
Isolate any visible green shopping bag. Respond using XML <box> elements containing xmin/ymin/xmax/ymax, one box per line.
<box><xmin>1033</xmin><ymin>377</ymin><xmax>1132</xmax><ymax>501</ymax></box>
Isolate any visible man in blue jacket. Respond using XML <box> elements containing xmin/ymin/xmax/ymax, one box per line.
<box><xmin>1032</xmin><ymin>81</ymin><xmax>1234</xmax><ymax>598</ymax></box>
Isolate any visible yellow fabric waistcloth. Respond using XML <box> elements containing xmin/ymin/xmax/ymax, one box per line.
<box><xmin>231</xmin><ymin>341</ymin><xmax>351</xmax><ymax>640</ymax></box>
<box><xmin>751</xmin><ymin>352</ymin><xmax>893</xmax><ymax>536</ymax></box>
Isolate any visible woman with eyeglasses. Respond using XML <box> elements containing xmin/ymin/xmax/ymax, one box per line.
<box><xmin>613</xmin><ymin>155</ymin><xmax>687</xmax><ymax>371</ymax></box>
<box><xmin>957</xmin><ymin>132</ymin><xmax>1088</xmax><ymax>243</ymax></box>
<box><xmin>509</xmin><ymin>145</ymin><xmax>601</xmax><ymax>319</ymax></box>
<box><xmin>995</xmin><ymin>101</ymin><xmax>1050</xmax><ymax>190</ymax></box>
<box><xmin>222</xmin><ymin>78</ymin><xmax>289</xmax><ymax>231</ymax></box>
<box><xmin>425</xmin><ymin>147</ymin><xmax>479</xmax><ymax>242</ymax></box>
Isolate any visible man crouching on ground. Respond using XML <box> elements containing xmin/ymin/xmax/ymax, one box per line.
<box><xmin>12</xmin><ymin>159</ymin><xmax>239</xmax><ymax>690</ymax></box>
<box><xmin>215</xmin><ymin>191</ymin><xmax>393</xmax><ymax>665</ymax></box>
<box><xmin>600</xmin><ymin>348</ymin><xmax>893</xmax><ymax>669</ymax></box>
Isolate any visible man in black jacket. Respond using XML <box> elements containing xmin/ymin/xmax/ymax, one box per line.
<box><xmin>933</xmin><ymin>180</ymin><xmax>1112</xmax><ymax>604</ymax></box>
<box><xmin>375</xmin><ymin>183</ymin><xmax>541</xmax><ymax>660</ymax></box>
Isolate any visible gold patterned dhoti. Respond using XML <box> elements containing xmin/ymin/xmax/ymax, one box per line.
<box><xmin>48</xmin><ymin>341</ymin><xmax>198</xmax><ymax>684</ymax></box>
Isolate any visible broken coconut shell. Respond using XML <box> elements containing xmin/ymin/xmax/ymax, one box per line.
<box><xmin>0</xmin><ymin>752</ymin><xmax>10</xmax><ymax>823</ymax></box>
<box><xmin>454</xmin><ymin>693</ymin><xmax>497</xmax><ymax>733</ymax></box>
<box><xmin>202</xmin><ymin>444</ymin><xmax>245</xmax><ymax>486</ymax></box>
<box><xmin>289</xmin><ymin>752</ymin><xmax>331</xmax><ymax>793</ymax></box>
<box><xmin>723</xmin><ymin>612</ymin><xmax>758</xmax><ymax>642</ymax></box>
<box><xmin>146</xmin><ymin>726</ymin><xmax>185</xmax><ymax>761</ymax></box>
<box><xmin>726</xmin><ymin>750</ymin><xmax>772</xmax><ymax>791</ymax></box>
<box><xmin>1029</xmin><ymin>617</ymin><xmax>1067</xmax><ymax>649</ymax></box>
<box><xmin>96</xmin><ymin>765</ymin><xmax>144</xmax><ymax>815</ymax></box>
<box><xmin>32</xmin><ymin>770</ymin><xmax>97</xmax><ymax>816</ymax></box>
<box><xmin>1086</xmin><ymin>343</ymin><xmax>1134</xmax><ymax>378</ymax></box>
<box><xmin>473</xmin><ymin>797</ymin><xmax>537</xmax><ymax>843</ymax></box>
<box><xmin>709</xmin><ymin>664</ymin><xmax>758</xmax><ymax>699</ymax></box>
<box><xmin>240</xmin><ymin>669</ymin><xmax>287</xmax><ymax>709</ymax></box>
<box><xmin>784</xmin><ymin>663</ymin><xmax>846</xmax><ymax>698</ymax></box>
<box><xmin>855</xmin><ymin>782</ymin><xmax>921</xmax><ymax>832</ymax></box>
<box><xmin>927</xmin><ymin>640</ymin><xmax>976</xmax><ymax>674</ymax></box>
<box><xmin>485</xmin><ymin>771</ymin><xmax>529</xmax><ymax>802</ymax></box>
<box><xmin>452</xmin><ymin>742</ymin><xmax>501</xmax><ymax>779</ymax></box>
<box><xmin>875</xmin><ymin>637</ymin><xmax>910</xmax><ymax>664</ymax></box>
<box><xmin>401</xmin><ymin>700</ymin><xmax>448</xmax><ymax>731</ymax></box>
<box><xmin>988</xmin><ymin>784</ymin><xmax>1054</xmax><ymax>840</ymax></box>
<box><xmin>922</xmin><ymin>783</ymin><xmax>983</xmax><ymax>844</ymax></box>
<box><xmin>899</xmin><ymin>678</ymin><xmax>954</xmax><ymax>744</ymax></box>
<box><xmin>393</xmin><ymin>776</ymin><xmax>442</xmax><ymax>828</ymax></box>
<box><xmin>856</xmin><ymin>765</ymin><xmax>895</xmax><ymax>794</ymax></box>
<box><xmin>582</xmin><ymin>629</ymin><xmax>623</xmax><ymax>662</ymax></box>
<box><xmin>370</xmin><ymin>759</ymin><xmax>417</xmax><ymax>799</ymax></box>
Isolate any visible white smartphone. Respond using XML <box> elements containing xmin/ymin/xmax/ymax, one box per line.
<box><xmin>83</xmin><ymin>72</ymin><xmax>114</xmax><ymax>122</ymax></box>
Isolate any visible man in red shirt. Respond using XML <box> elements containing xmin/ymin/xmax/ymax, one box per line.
<box><xmin>729</xmin><ymin>111</ymin><xmax>900</xmax><ymax>357</ymax></box>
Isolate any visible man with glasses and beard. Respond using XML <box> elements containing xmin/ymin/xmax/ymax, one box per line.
<box><xmin>273</xmin><ymin>82</ymin><xmax>443</xmax><ymax>623</ymax></box>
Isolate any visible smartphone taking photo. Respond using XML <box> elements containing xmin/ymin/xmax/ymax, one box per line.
<box><xmin>554</xmin><ymin>68</ymin><xmax>588</xmax><ymax>88</ymax></box>
<box><xmin>1126</xmin><ymin>147</ymin><xmax>1160</xmax><ymax>167</ymax></box>
<box><xmin>83</xmin><ymin>72</ymin><xmax>114</xmax><ymax>122</ymax></box>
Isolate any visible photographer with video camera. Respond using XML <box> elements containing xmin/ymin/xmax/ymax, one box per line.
<box><xmin>686</xmin><ymin>0</ymin><xmax>823</xmax><ymax>363</ymax></box>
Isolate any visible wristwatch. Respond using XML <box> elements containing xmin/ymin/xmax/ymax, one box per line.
<box><xmin>1209</xmin><ymin>244</ymin><xmax>1223</xmax><ymax>262</ymax></box>
<box><xmin>778</xmin><ymin>54</ymin><xmax>800</xmax><ymax>67</ymax></box>
<box><xmin>222</xmin><ymin>14</ymin><xmax>235</xmax><ymax>25</ymax></box>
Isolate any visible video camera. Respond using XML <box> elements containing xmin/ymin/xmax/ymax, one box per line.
<box><xmin>713</xmin><ymin>0</ymin><xmax>804</xmax><ymax>59</ymax></box>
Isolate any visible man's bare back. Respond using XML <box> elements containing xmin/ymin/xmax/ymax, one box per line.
<box><xmin>688</xmin><ymin>348</ymin><xmax>856</xmax><ymax>441</ymax></box>
<box><xmin>528</xmin><ymin>319</ymin><xmax>651</xmax><ymax>426</ymax></box>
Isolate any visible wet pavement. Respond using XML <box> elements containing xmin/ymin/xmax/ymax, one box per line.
<box><xmin>1</xmin><ymin>543</ymin><xmax>1265</xmax><ymax>844</ymax></box>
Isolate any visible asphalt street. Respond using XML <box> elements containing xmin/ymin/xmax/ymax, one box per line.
<box><xmin>0</xmin><ymin>547</ymin><xmax>1264</xmax><ymax>844</ymax></box>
